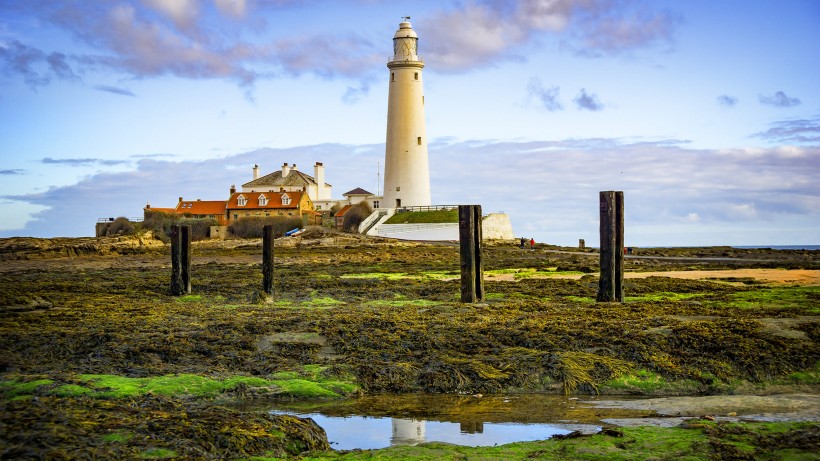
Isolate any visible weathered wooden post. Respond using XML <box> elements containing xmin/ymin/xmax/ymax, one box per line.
<box><xmin>262</xmin><ymin>224</ymin><xmax>274</xmax><ymax>296</ymax></box>
<box><xmin>459</xmin><ymin>205</ymin><xmax>484</xmax><ymax>303</ymax></box>
<box><xmin>597</xmin><ymin>191</ymin><xmax>624</xmax><ymax>302</ymax></box>
<box><xmin>170</xmin><ymin>224</ymin><xmax>191</xmax><ymax>295</ymax></box>
<box><xmin>181</xmin><ymin>225</ymin><xmax>191</xmax><ymax>294</ymax></box>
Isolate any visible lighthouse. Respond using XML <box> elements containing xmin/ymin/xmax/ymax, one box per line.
<box><xmin>383</xmin><ymin>18</ymin><xmax>431</xmax><ymax>209</ymax></box>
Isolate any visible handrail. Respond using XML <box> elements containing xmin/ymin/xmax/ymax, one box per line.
<box><xmin>387</xmin><ymin>55</ymin><xmax>424</xmax><ymax>63</ymax></box>
<box><xmin>395</xmin><ymin>205</ymin><xmax>458</xmax><ymax>213</ymax></box>
<box><xmin>97</xmin><ymin>217</ymin><xmax>144</xmax><ymax>223</ymax></box>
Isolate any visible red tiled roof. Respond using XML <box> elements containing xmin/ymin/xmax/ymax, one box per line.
<box><xmin>146</xmin><ymin>207</ymin><xmax>176</xmax><ymax>213</ymax></box>
<box><xmin>175</xmin><ymin>201</ymin><xmax>227</xmax><ymax>215</ymax></box>
<box><xmin>227</xmin><ymin>191</ymin><xmax>305</xmax><ymax>210</ymax></box>
<box><xmin>334</xmin><ymin>204</ymin><xmax>354</xmax><ymax>217</ymax></box>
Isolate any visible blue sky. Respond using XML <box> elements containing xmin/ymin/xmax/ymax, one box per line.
<box><xmin>1</xmin><ymin>0</ymin><xmax>818</xmax><ymax>246</ymax></box>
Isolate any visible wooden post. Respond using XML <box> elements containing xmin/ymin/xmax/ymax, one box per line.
<box><xmin>170</xmin><ymin>224</ymin><xmax>183</xmax><ymax>295</ymax></box>
<box><xmin>459</xmin><ymin>205</ymin><xmax>484</xmax><ymax>303</ymax></box>
<box><xmin>597</xmin><ymin>191</ymin><xmax>624</xmax><ymax>302</ymax></box>
<box><xmin>180</xmin><ymin>225</ymin><xmax>192</xmax><ymax>295</ymax></box>
<box><xmin>170</xmin><ymin>224</ymin><xmax>192</xmax><ymax>295</ymax></box>
<box><xmin>262</xmin><ymin>224</ymin><xmax>274</xmax><ymax>296</ymax></box>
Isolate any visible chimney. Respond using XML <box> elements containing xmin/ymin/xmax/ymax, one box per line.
<box><xmin>291</xmin><ymin>163</ymin><xmax>297</xmax><ymax>171</ymax></box>
<box><xmin>230</xmin><ymin>184</ymin><xmax>236</xmax><ymax>194</ymax></box>
<box><xmin>282</xmin><ymin>162</ymin><xmax>290</xmax><ymax>178</ymax></box>
<box><xmin>178</xmin><ymin>197</ymin><xmax>183</xmax><ymax>203</ymax></box>
<box><xmin>145</xmin><ymin>203</ymin><xmax>151</xmax><ymax>209</ymax></box>
<box><xmin>314</xmin><ymin>162</ymin><xmax>326</xmax><ymax>200</ymax></box>
<box><xmin>252</xmin><ymin>164</ymin><xmax>259</xmax><ymax>180</ymax></box>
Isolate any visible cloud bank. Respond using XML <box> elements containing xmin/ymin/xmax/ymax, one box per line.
<box><xmin>5</xmin><ymin>139</ymin><xmax>818</xmax><ymax>246</ymax></box>
<box><xmin>2</xmin><ymin>0</ymin><xmax>682</xmax><ymax>91</ymax></box>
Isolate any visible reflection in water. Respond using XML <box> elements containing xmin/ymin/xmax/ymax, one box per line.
<box><xmin>391</xmin><ymin>418</ymin><xmax>425</xmax><ymax>446</ymax></box>
<box><xmin>460</xmin><ymin>421</ymin><xmax>484</xmax><ymax>434</ymax></box>
<box><xmin>261</xmin><ymin>394</ymin><xmax>654</xmax><ymax>450</ymax></box>
<box><xmin>273</xmin><ymin>412</ymin><xmax>577</xmax><ymax>450</ymax></box>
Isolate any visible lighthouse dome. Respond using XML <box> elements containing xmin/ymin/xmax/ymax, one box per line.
<box><xmin>393</xmin><ymin>21</ymin><xmax>418</xmax><ymax>39</ymax></box>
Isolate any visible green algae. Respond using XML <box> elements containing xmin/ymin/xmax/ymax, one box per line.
<box><xmin>0</xmin><ymin>378</ymin><xmax>53</xmax><ymax>397</ymax></box>
<box><xmin>720</xmin><ymin>286</ymin><xmax>820</xmax><ymax>314</ymax></box>
<box><xmin>624</xmin><ymin>292</ymin><xmax>706</xmax><ymax>302</ymax></box>
<box><xmin>3</xmin><ymin>369</ymin><xmax>359</xmax><ymax>400</ymax></box>
<box><xmin>139</xmin><ymin>447</ymin><xmax>177</xmax><ymax>459</ymax></box>
<box><xmin>602</xmin><ymin>369</ymin><xmax>702</xmax><ymax>394</ymax></box>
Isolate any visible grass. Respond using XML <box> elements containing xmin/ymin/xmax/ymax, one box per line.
<box><xmin>383</xmin><ymin>209</ymin><xmax>458</xmax><ymax>224</ymax></box>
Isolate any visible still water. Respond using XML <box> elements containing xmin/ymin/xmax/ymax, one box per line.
<box><xmin>263</xmin><ymin>394</ymin><xmax>653</xmax><ymax>450</ymax></box>
<box><xmin>271</xmin><ymin>412</ymin><xmax>577</xmax><ymax>450</ymax></box>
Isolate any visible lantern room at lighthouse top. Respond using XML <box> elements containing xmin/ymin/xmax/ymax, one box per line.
<box><xmin>390</xmin><ymin>19</ymin><xmax>422</xmax><ymax>63</ymax></box>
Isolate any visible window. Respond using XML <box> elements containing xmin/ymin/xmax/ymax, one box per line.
<box><xmin>233</xmin><ymin>214</ymin><xmax>238</xmax><ymax>220</ymax></box>
<box><xmin>396</xmin><ymin>186</ymin><xmax>400</xmax><ymax>191</ymax></box>
<box><xmin>417</xmin><ymin>136</ymin><xmax>422</xmax><ymax>145</ymax></box>
<box><xmin>391</xmin><ymin>73</ymin><xmax>395</xmax><ymax>82</ymax></box>
<box><xmin>258</xmin><ymin>194</ymin><xmax>268</xmax><ymax>206</ymax></box>
<box><xmin>414</xmin><ymin>72</ymin><xmax>418</xmax><ymax>80</ymax></box>
<box><xmin>237</xmin><ymin>195</ymin><xmax>247</xmax><ymax>206</ymax></box>
<box><xmin>281</xmin><ymin>193</ymin><xmax>291</xmax><ymax>205</ymax></box>
<box><xmin>373</xmin><ymin>201</ymin><xmax>379</xmax><ymax>209</ymax></box>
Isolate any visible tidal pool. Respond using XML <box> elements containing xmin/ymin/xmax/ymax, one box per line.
<box><xmin>261</xmin><ymin>394</ymin><xmax>655</xmax><ymax>450</ymax></box>
<box><xmin>270</xmin><ymin>412</ymin><xmax>578</xmax><ymax>450</ymax></box>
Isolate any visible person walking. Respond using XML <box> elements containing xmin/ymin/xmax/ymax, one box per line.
<box><xmin>530</xmin><ymin>238</ymin><xmax>535</xmax><ymax>251</ymax></box>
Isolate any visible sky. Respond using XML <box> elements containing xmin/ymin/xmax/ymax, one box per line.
<box><xmin>1</xmin><ymin>0</ymin><xmax>818</xmax><ymax>246</ymax></box>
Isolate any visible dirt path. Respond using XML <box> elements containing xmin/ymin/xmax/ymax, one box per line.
<box><xmin>625</xmin><ymin>269</ymin><xmax>819</xmax><ymax>285</ymax></box>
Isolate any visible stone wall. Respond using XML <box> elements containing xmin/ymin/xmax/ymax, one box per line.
<box><xmin>482</xmin><ymin>213</ymin><xmax>514</xmax><ymax>241</ymax></box>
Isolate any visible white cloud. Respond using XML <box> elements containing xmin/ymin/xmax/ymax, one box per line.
<box><xmin>141</xmin><ymin>0</ymin><xmax>199</xmax><ymax>30</ymax></box>
<box><xmin>725</xmin><ymin>203</ymin><xmax>758</xmax><ymax>221</ymax></box>
<box><xmin>214</xmin><ymin>0</ymin><xmax>246</xmax><ymax>17</ymax></box>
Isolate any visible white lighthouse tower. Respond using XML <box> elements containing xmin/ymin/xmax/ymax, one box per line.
<box><xmin>383</xmin><ymin>18</ymin><xmax>431</xmax><ymax>209</ymax></box>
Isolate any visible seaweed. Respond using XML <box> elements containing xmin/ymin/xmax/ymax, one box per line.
<box><xmin>0</xmin><ymin>236</ymin><xmax>817</xmax><ymax>457</ymax></box>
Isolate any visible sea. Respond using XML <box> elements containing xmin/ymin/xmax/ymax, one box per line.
<box><xmin>733</xmin><ymin>245</ymin><xmax>820</xmax><ymax>251</ymax></box>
